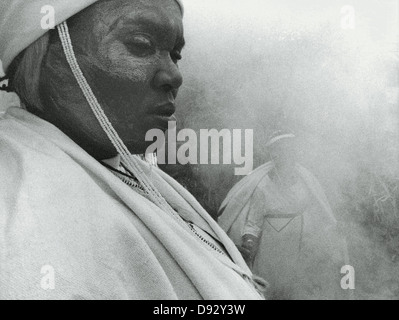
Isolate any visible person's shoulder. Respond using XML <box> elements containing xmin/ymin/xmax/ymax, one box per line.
<box><xmin>0</xmin><ymin>109</ymin><xmax>66</xmax><ymax>162</ymax></box>
<box><xmin>0</xmin><ymin>111</ymin><xmax>79</xmax><ymax>200</ymax></box>
<box><xmin>296</xmin><ymin>163</ymin><xmax>316</xmax><ymax>179</ymax></box>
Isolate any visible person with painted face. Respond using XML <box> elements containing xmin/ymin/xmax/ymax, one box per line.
<box><xmin>0</xmin><ymin>0</ymin><xmax>265</xmax><ymax>300</ymax></box>
<box><xmin>219</xmin><ymin>131</ymin><xmax>350</xmax><ymax>299</ymax></box>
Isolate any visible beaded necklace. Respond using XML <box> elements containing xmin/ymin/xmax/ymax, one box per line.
<box><xmin>102</xmin><ymin>159</ymin><xmax>226</xmax><ymax>256</ymax></box>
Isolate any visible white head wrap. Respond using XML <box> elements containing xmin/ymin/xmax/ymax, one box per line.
<box><xmin>266</xmin><ymin>132</ymin><xmax>296</xmax><ymax>147</ymax></box>
<box><xmin>0</xmin><ymin>0</ymin><xmax>183</xmax><ymax>73</ymax></box>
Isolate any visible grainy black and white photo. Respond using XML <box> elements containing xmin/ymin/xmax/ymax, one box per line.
<box><xmin>0</xmin><ymin>0</ymin><xmax>398</xmax><ymax>303</ymax></box>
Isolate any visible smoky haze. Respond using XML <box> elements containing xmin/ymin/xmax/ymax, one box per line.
<box><xmin>166</xmin><ymin>0</ymin><xmax>399</xmax><ymax>299</ymax></box>
<box><xmin>0</xmin><ymin>0</ymin><xmax>398</xmax><ymax>300</ymax></box>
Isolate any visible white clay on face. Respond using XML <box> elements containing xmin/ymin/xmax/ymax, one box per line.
<box><xmin>95</xmin><ymin>37</ymin><xmax>164</xmax><ymax>84</ymax></box>
<box><xmin>89</xmin><ymin>0</ymin><xmax>181</xmax><ymax>85</ymax></box>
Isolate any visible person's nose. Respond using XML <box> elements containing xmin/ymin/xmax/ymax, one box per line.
<box><xmin>153</xmin><ymin>54</ymin><xmax>183</xmax><ymax>95</ymax></box>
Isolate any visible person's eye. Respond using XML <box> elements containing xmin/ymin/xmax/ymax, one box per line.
<box><xmin>125</xmin><ymin>35</ymin><xmax>155</xmax><ymax>57</ymax></box>
<box><xmin>171</xmin><ymin>50</ymin><xmax>182</xmax><ymax>63</ymax></box>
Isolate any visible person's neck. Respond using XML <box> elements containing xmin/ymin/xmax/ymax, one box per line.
<box><xmin>272</xmin><ymin>161</ymin><xmax>297</xmax><ymax>185</ymax></box>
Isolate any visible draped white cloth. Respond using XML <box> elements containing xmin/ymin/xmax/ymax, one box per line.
<box><xmin>219</xmin><ymin>162</ymin><xmax>338</xmax><ymax>242</ymax></box>
<box><xmin>218</xmin><ymin>162</ymin><xmax>351</xmax><ymax>299</ymax></box>
<box><xmin>0</xmin><ymin>107</ymin><xmax>263</xmax><ymax>300</ymax></box>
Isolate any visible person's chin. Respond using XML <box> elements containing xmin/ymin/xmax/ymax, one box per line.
<box><xmin>122</xmin><ymin>119</ymin><xmax>172</xmax><ymax>154</ymax></box>
<box><xmin>152</xmin><ymin>116</ymin><xmax>176</xmax><ymax>132</ymax></box>
<box><xmin>143</xmin><ymin>112</ymin><xmax>177</xmax><ymax>131</ymax></box>
<box><xmin>125</xmin><ymin>139</ymin><xmax>161</xmax><ymax>155</ymax></box>
<box><xmin>126</xmin><ymin>143</ymin><xmax>149</xmax><ymax>155</ymax></box>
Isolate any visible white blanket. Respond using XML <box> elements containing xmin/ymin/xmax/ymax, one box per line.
<box><xmin>0</xmin><ymin>107</ymin><xmax>263</xmax><ymax>300</ymax></box>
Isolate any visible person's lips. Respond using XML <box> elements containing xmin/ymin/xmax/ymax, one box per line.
<box><xmin>151</xmin><ymin>102</ymin><xmax>176</xmax><ymax>122</ymax></box>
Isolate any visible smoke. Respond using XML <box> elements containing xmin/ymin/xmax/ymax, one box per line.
<box><xmin>0</xmin><ymin>0</ymin><xmax>398</xmax><ymax>300</ymax></box>
<box><xmin>168</xmin><ymin>0</ymin><xmax>399</xmax><ymax>299</ymax></box>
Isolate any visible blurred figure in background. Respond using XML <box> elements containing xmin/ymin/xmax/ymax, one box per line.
<box><xmin>218</xmin><ymin>131</ymin><xmax>350</xmax><ymax>299</ymax></box>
